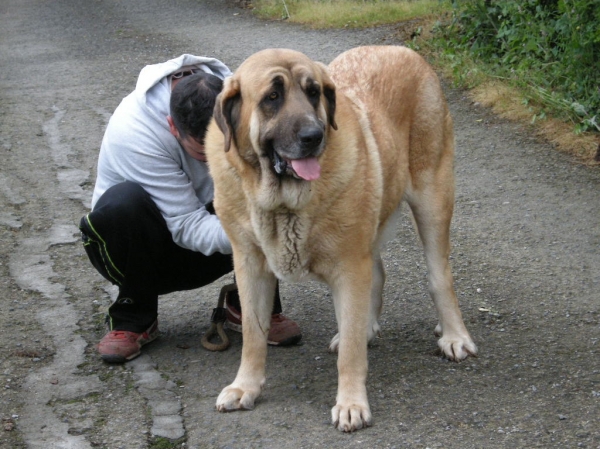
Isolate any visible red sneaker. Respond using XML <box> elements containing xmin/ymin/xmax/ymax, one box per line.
<box><xmin>97</xmin><ymin>320</ymin><xmax>159</xmax><ymax>363</ymax></box>
<box><xmin>225</xmin><ymin>300</ymin><xmax>302</xmax><ymax>346</ymax></box>
<box><xmin>267</xmin><ymin>313</ymin><xmax>302</xmax><ymax>346</ymax></box>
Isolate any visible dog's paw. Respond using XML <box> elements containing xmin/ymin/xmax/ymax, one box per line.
<box><xmin>216</xmin><ymin>384</ymin><xmax>261</xmax><ymax>412</ymax></box>
<box><xmin>368</xmin><ymin>321</ymin><xmax>382</xmax><ymax>343</ymax></box>
<box><xmin>328</xmin><ymin>322</ymin><xmax>381</xmax><ymax>352</ymax></box>
<box><xmin>328</xmin><ymin>333</ymin><xmax>341</xmax><ymax>352</ymax></box>
<box><xmin>437</xmin><ymin>333</ymin><xmax>478</xmax><ymax>361</ymax></box>
<box><xmin>331</xmin><ymin>402</ymin><xmax>372</xmax><ymax>432</ymax></box>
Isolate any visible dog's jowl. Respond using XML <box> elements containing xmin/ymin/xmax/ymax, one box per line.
<box><xmin>205</xmin><ymin>45</ymin><xmax>477</xmax><ymax>432</ymax></box>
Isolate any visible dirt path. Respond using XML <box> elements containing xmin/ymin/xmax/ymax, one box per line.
<box><xmin>1</xmin><ymin>0</ymin><xmax>598</xmax><ymax>448</ymax></box>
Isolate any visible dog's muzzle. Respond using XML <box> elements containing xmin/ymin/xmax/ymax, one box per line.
<box><xmin>271</xmin><ymin>125</ymin><xmax>324</xmax><ymax>181</ymax></box>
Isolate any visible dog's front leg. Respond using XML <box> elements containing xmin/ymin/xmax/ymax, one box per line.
<box><xmin>216</xmin><ymin>265</ymin><xmax>276</xmax><ymax>412</ymax></box>
<box><xmin>330</xmin><ymin>258</ymin><xmax>373</xmax><ymax>432</ymax></box>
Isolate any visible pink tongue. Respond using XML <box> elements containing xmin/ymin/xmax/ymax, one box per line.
<box><xmin>290</xmin><ymin>157</ymin><xmax>321</xmax><ymax>181</ymax></box>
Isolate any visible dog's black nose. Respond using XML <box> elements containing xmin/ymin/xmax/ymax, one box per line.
<box><xmin>298</xmin><ymin>126</ymin><xmax>323</xmax><ymax>149</ymax></box>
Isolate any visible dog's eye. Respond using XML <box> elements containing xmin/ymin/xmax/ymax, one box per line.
<box><xmin>307</xmin><ymin>88</ymin><xmax>320</xmax><ymax>97</ymax></box>
<box><xmin>268</xmin><ymin>92</ymin><xmax>279</xmax><ymax>101</ymax></box>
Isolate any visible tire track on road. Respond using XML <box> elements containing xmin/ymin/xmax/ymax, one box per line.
<box><xmin>11</xmin><ymin>104</ymin><xmax>188</xmax><ymax>446</ymax></box>
<box><xmin>10</xmin><ymin>105</ymin><xmax>101</xmax><ymax>448</ymax></box>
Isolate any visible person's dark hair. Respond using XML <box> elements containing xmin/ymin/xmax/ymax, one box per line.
<box><xmin>170</xmin><ymin>71</ymin><xmax>223</xmax><ymax>143</ymax></box>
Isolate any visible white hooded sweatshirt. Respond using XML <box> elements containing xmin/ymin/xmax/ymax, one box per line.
<box><xmin>91</xmin><ymin>54</ymin><xmax>233</xmax><ymax>255</ymax></box>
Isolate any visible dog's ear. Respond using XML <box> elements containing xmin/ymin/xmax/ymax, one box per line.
<box><xmin>316</xmin><ymin>62</ymin><xmax>337</xmax><ymax>131</ymax></box>
<box><xmin>214</xmin><ymin>77</ymin><xmax>241</xmax><ymax>152</ymax></box>
<box><xmin>323</xmin><ymin>83</ymin><xmax>337</xmax><ymax>131</ymax></box>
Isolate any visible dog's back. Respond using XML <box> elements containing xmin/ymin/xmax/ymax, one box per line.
<box><xmin>327</xmin><ymin>46</ymin><xmax>454</xmax><ymax>231</ymax></box>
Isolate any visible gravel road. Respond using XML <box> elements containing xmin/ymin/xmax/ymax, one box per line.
<box><xmin>1</xmin><ymin>0</ymin><xmax>598</xmax><ymax>448</ymax></box>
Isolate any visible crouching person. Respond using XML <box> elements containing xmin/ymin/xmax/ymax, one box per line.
<box><xmin>79</xmin><ymin>55</ymin><xmax>302</xmax><ymax>363</ymax></box>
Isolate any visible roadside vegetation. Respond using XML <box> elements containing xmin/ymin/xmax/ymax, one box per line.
<box><xmin>250</xmin><ymin>0</ymin><xmax>600</xmax><ymax>163</ymax></box>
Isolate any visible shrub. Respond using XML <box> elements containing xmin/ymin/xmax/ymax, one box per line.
<box><xmin>433</xmin><ymin>0</ymin><xmax>599</xmax><ymax>133</ymax></box>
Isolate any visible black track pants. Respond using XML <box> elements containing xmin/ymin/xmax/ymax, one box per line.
<box><xmin>79</xmin><ymin>181</ymin><xmax>281</xmax><ymax>332</ymax></box>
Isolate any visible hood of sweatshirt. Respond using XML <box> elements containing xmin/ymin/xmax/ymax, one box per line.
<box><xmin>136</xmin><ymin>54</ymin><xmax>233</xmax><ymax>135</ymax></box>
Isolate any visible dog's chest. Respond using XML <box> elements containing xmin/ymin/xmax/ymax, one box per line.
<box><xmin>252</xmin><ymin>210</ymin><xmax>312</xmax><ymax>281</ymax></box>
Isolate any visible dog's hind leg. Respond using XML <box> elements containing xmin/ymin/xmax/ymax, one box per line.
<box><xmin>329</xmin><ymin>253</ymin><xmax>384</xmax><ymax>352</ymax></box>
<box><xmin>405</xmin><ymin>162</ymin><xmax>477</xmax><ymax>361</ymax></box>
<box><xmin>368</xmin><ymin>253</ymin><xmax>384</xmax><ymax>342</ymax></box>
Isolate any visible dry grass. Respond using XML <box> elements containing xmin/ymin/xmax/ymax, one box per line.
<box><xmin>253</xmin><ymin>0</ymin><xmax>448</xmax><ymax>28</ymax></box>
<box><xmin>471</xmin><ymin>82</ymin><xmax>599</xmax><ymax>164</ymax></box>
<box><xmin>410</xmin><ymin>19</ymin><xmax>600</xmax><ymax>166</ymax></box>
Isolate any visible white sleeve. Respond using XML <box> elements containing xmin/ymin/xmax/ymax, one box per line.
<box><xmin>96</xmin><ymin>109</ymin><xmax>232</xmax><ymax>256</ymax></box>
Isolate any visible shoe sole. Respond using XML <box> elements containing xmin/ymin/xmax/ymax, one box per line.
<box><xmin>100</xmin><ymin>333</ymin><xmax>160</xmax><ymax>363</ymax></box>
<box><xmin>268</xmin><ymin>334</ymin><xmax>302</xmax><ymax>346</ymax></box>
<box><xmin>226</xmin><ymin>320</ymin><xmax>302</xmax><ymax>346</ymax></box>
<box><xmin>101</xmin><ymin>352</ymin><xmax>138</xmax><ymax>363</ymax></box>
<box><xmin>225</xmin><ymin>320</ymin><xmax>243</xmax><ymax>333</ymax></box>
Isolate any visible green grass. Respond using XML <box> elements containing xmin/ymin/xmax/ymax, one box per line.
<box><xmin>149</xmin><ymin>436</ymin><xmax>186</xmax><ymax>449</ymax></box>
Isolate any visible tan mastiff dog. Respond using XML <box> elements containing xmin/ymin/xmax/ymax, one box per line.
<box><xmin>204</xmin><ymin>46</ymin><xmax>477</xmax><ymax>432</ymax></box>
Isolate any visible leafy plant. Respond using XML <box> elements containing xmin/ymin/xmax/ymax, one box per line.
<box><xmin>430</xmin><ymin>0</ymin><xmax>599</xmax><ymax>133</ymax></box>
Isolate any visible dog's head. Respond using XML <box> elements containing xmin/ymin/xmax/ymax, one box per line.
<box><xmin>214</xmin><ymin>49</ymin><xmax>337</xmax><ymax>181</ymax></box>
